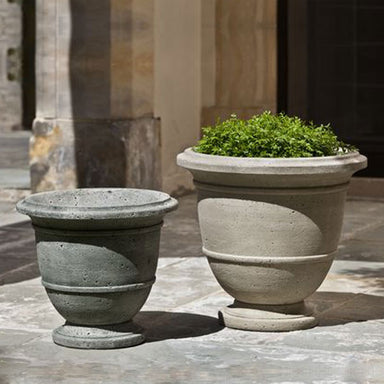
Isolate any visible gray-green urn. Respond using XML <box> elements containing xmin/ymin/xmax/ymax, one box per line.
<box><xmin>17</xmin><ymin>188</ymin><xmax>178</xmax><ymax>349</ymax></box>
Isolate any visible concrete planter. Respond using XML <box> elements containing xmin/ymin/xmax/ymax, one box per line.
<box><xmin>177</xmin><ymin>148</ymin><xmax>367</xmax><ymax>331</ymax></box>
<box><xmin>17</xmin><ymin>188</ymin><xmax>178</xmax><ymax>349</ymax></box>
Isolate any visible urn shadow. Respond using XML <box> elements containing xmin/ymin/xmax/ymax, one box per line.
<box><xmin>0</xmin><ymin>222</ymin><xmax>39</xmax><ymax>286</ymax></box>
<box><xmin>135</xmin><ymin>311</ymin><xmax>224</xmax><ymax>342</ymax></box>
<box><xmin>309</xmin><ymin>291</ymin><xmax>384</xmax><ymax>326</ymax></box>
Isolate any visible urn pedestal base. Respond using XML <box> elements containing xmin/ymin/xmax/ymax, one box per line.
<box><xmin>53</xmin><ymin>321</ymin><xmax>145</xmax><ymax>349</ymax></box>
<box><xmin>219</xmin><ymin>300</ymin><xmax>317</xmax><ymax>332</ymax></box>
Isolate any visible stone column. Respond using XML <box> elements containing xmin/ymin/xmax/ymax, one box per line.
<box><xmin>202</xmin><ymin>0</ymin><xmax>278</xmax><ymax>126</ymax></box>
<box><xmin>31</xmin><ymin>0</ymin><xmax>160</xmax><ymax>192</ymax></box>
<box><xmin>154</xmin><ymin>0</ymin><xmax>202</xmax><ymax>194</ymax></box>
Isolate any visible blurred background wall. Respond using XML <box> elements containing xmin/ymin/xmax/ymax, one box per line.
<box><xmin>0</xmin><ymin>0</ymin><xmax>382</xmax><ymax>197</ymax></box>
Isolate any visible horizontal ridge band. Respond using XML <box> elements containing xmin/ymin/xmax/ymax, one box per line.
<box><xmin>194</xmin><ymin>181</ymin><xmax>350</xmax><ymax>195</ymax></box>
<box><xmin>42</xmin><ymin>277</ymin><xmax>156</xmax><ymax>293</ymax></box>
<box><xmin>203</xmin><ymin>247</ymin><xmax>336</xmax><ymax>265</ymax></box>
<box><xmin>33</xmin><ymin>223</ymin><xmax>162</xmax><ymax>236</ymax></box>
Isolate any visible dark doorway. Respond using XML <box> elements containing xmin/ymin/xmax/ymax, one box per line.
<box><xmin>280</xmin><ymin>0</ymin><xmax>384</xmax><ymax>177</ymax></box>
<box><xmin>22</xmin><ymin>0</ymin><xmax>36</xmax><ymax>130</ymax></box>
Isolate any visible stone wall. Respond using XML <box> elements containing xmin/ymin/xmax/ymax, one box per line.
<box><xmin>31</xmin><ymin>0</ymin><xmax>160</xmax><ymax>192</ymax></box>
<box><xmin>156</xmin><ymin>0</ymin><xmax>278</xmax><ymax>194</ymax></box>
<box><xmin>29</xmin><ymin>0</ymin><xmax>278</xmax><ymax>194</ymax></box>
<box><xmin>0</xmin><ymin>0</ymin><xmax>22</xmax><ymax>132</ymax></box>
<box><xmin>154</xmin><ymin>0</ymin><xmax>202</xmax><ymax>195</ymax></box>
<box><xmin>202</xmin><ymin>0</ymin><xmax>278</xmax><ymax>126</ymax></box>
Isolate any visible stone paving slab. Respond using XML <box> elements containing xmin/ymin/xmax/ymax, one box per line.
<box><xmin>338</xmin><ymin>240</ymin><xmax>384</xmax><ymax>262</ymax></box>
<box><xmin>0</xmin><ymin>194</ymin><xmax>384</xmax><ymax>383</ymax></box>
<box><xmin>0</xmin><ymin>169</ymin><xmax>30</xmax><ymax>190</ymax></box>
<box><xmin>0</xmin><ymin>132</ymin><xmax>30</xmax><ymax>190</ymax></box>
<box><xmin>0</xmin><ymin>132</ymin><xmax>30</xmax><ymax>170</ymax></box>
<box><xmin>0</xmin><ymin>222</ymin><xmax>38</xmax><ymax>286</ymax></box>
<box><xmin>1</xmin><ymin>267</ymin><xmax>384</xmax><ymax>384</ymax></box>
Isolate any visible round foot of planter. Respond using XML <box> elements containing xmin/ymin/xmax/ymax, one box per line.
<box><xmin>219</xmin><ymin>300</ymin><xmax>317</xmax><ymax>332</ymax></box>
<box><xmin>53</xmin><ymin>321</ymin><xmax>145</xmax><ymax>349</ymax></box>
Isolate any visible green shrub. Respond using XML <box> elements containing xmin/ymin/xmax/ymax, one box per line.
<box><xmin>194</xmin><ymin>112</ymin><xmax>356</xmax><ymax>158</ymax></box>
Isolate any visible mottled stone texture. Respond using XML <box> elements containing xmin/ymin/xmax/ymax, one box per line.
<box><xmin>32</xmin><ymin>0</ymin><xmax>159</xmax><ymax>192</ymax></box>
<box><xmin>16</xmin><ymin>188</ymin><xmax>177</xmax><ymax>348</ymax></box>
<box><xmin>31</xmin><ymin>117</ymin><xmax>160</xmax><ymax>192</ymax></box>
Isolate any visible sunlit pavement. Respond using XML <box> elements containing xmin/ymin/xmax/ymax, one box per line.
<box><xmin>1</xmin><ymin>193</ymin><xmax>384</xmax><ymax>383</ymax></box>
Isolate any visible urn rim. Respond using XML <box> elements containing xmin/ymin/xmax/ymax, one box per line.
<box><xmin>16</xmin><ymin>188</ymin><xmax>178</xmax><ymax>221</ymax></box>
<box><xmin>177</xmin><ymin>147</ymin><xmax>367</xmax><ymax>175</ymax></box>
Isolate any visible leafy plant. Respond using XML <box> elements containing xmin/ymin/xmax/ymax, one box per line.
<box><xmin>194</xmin><ymin>112</ymin><xmax>356</xmax><ymax>158</ymax></box>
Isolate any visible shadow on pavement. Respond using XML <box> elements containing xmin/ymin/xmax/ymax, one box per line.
<box><xmin>312</xmin><ymin>291</ymin><xmax>384</xmax><ymax>326</ymax></box>
<box><xmin>135</xmin><ymin>311</ymin><xmax>224</xmax><ymax>342</ymax></box>
<box><xmin>0</xmin><ymin>221</ymin><xmax>39</xmax><ymax>286</ymax></box>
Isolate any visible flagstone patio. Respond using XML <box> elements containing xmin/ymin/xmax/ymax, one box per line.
<box><xmin>0</xmin><ymin>193</ymin><xmax>384</xmax><ymax>383</ymax></box>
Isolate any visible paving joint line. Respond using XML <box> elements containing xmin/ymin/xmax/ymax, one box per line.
<box><xmin>157</xmin><ymin>257</ymin><xmax>190</xmax><ymax>270</ymax></box>
<box><xmin>171</xmin><ymin>288</ymin><xmax>228</xmax><ymax>312</ymax></box>
<box><xmin>341</xmin><ymin>219</ymin><xmax>384</xmax><ymax>242</ymax></box>
<box><xmin>0</xmin><ymin>261</ymin><xmax>38</xmax><ymax>283</ymax></box>
<box><xmin>317</xmin><ymin>291</ymin><xmax>373</xmax><ymax>318</ymax></box>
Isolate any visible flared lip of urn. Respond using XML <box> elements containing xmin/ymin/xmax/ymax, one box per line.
<box><xmin>16</xmin><ymin>188</ymin><xmax>178</xmax><ymax>221</ymax></box>
<box><xmin>177</xmin><ymin>147</ymin><xmax>368</xmax><ymax>176</ymax></box>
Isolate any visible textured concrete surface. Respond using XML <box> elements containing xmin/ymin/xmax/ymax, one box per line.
<box><xmin>177</xmin><ymin>148</ymin><xmax>368</xmax><ymax>332</ymax></box>
<box><xmin>16</xmin><ymin>189</ymin><xmax>177</xmax><ymax>349</ymax></box>
<box><xmin>1</xmin><ymin>193</ymin><xmax>384</xmax><ymax>383</ymax></box>
<box><xmin>30</xmin><ymin>117</ymin><xmax>161</xmax><ymax>193</ymax></box>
